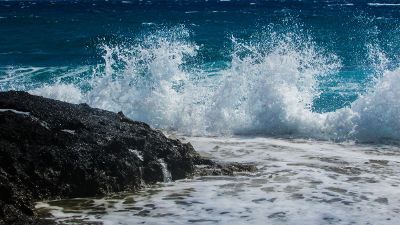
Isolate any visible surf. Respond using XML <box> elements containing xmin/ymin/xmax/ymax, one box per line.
<box><xmin>3</xmin><ymin>26</ymin><xmax>399</xmax><ymax>143</ymax></box>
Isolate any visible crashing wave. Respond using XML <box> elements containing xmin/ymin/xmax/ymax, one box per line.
<box><xmin>25</xmin><ymin>26</ymin><xmax>400</xmax><ymax>143</ymax></box>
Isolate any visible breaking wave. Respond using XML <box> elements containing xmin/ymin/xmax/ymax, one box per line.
<box><xmin>25</xmin><ymin>27</ymin><xmax>400</xmax><ymax>142</ymax></box>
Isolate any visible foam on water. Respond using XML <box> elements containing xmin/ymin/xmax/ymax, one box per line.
<box><xmin>19</xmin><ymin>26</ymin><xmax>400</xmax><ymax>143</ymax></box>
<box><xmin>36</xmin><ymin>136</ymin><xmax>400</xmax><ymax>224</ymax></box>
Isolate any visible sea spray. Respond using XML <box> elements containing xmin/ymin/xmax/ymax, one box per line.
<box><xmin>25</xmin><ymin>27</ymin><xmax>400</xmax><ymax>143</ymax></box>
<box><xmin>30</xmin><ymin>83</ymin><xmax>83</xmax><ymax>104</ymax></box>
<box><xmin>85</xmin><ymin>27</ymin><xmax>200</xmax><ymax>131</ymax></box>
<box><xmin>206</xmin><ymin>34</ymin><xmax>340</xmax><ymax>135</ymax></box>
<box><xmin>349</xmin><ymin>69</ymin><xmax>400</xmax><ymax>141</ymax></box>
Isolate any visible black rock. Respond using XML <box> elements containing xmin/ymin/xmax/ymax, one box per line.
<box><xmin>0</xmin><ymin>91</ymin><xmax>202</xmax><ymax>224</ymax></box>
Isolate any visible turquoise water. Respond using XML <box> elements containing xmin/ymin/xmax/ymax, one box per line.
<box><xmin>1</xmin><ymin>0</ymin><xmax>400</xmax><ymax>141</ymax></box>
<box><xmin>3</xmin><ymin>1</ymin><xmax>400</xmax><ymax>224</ymax></box>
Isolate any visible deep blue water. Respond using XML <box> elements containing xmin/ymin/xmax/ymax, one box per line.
<box><xmin>1</xmin><ymin>0</ymin><xmax>400</xmax><ymax>141</ymax></box>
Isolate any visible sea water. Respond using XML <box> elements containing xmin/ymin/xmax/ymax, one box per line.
<box><xmin>1</xmin><ymin>0</ymin><xmax>400</xmax><ymax>224</ymax></box>
<box><xmin>35</xmin><ymin>136</ymin><xmax>400</xmax><ymax>224</ymax></box>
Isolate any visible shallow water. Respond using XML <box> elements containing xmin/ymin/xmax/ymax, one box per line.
<box><xmin>36</xmin><ymin>136</ymin><xmax>400</xmax><ymax>225</ymax></box>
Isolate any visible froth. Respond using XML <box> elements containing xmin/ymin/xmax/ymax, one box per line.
<box><xmin>207</xmin><ymin>35</ymin><xmax>339</xmax><ymax>135</ymax></box>
<box><xmin>31</xmin><ymin>84</ymin><xmax>83</xmax><ymax>104</ymax></box>
<box><xmin>28</xmin><ymin>27</ymin><xmax>400</xmax><ymax>143</ymax></box>
<box><xmin>350</xmin><ymin>70</ymin><xmax>400</xmax><ymax>141</ymax></box>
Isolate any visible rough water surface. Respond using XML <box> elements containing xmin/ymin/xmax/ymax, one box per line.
<box><xmin>2</xmin><ymin>0</ymin><xmax>400</xmax><ymax>224</ymax></box>
<box><xmin>36</xmin><ymin>136</ymin><xmax>400</xmax><ymax>225</ymax></box>
<box><xmin>2</xmin><ymin>0</ymin><xmax>400</xmax><ymax>143</ymax></box>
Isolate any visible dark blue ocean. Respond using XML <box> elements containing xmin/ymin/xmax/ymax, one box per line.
<box><xmin>1</xmin><ymin>0</ymin><xmax>400</xmax><ymax>141</ymax></box>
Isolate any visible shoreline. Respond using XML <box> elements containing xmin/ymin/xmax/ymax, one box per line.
<box><xmin>33</xmin><ymin>135</ymin><xmax>400</xmax><ymax>224</ymax></box>
<box><xmin>0</xmin><ymin>91</ymin><xmax>254</xmax><ymax>224</ymax></box>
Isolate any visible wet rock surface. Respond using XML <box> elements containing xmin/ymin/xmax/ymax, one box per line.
<box><xmin>0</xmin><ymin>91</ymin><xmax>253</xmax><ymax>224</ymax></box>
<box><xmin>194</xmin><ymin>162</ymin><xmax>257</xmax><ymax>176</ymax></box>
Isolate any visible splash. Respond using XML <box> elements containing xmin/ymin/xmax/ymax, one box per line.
<box><xmin>28</xmin><ymin>27</ymin><xmax>400</xmax><ymax>143</ymax></box>
<box><xmin>205</xmin><ymin>32</ymin><xmax>340</xmax><ymax>135</ymax></box>
<box><xmin>83</xmin><ymin>27</ymin><xmax>201</xmax><ymax>131</ymax></box>
<box><xmin>349</xmin><ymin>69</ymin><xmax>400</xmax><ymax>141</ymax></box>
<box><xmin>31</xmin><ymin>84</ymin><xmax>83</xmax><ymax>104</ymax></box>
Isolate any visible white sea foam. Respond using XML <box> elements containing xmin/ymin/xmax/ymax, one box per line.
<box><xmin>30</xmin><ymin>84</ymin><xmax>83</xmax><ymax>104</ymax></box>
<box><xmin>349</xmin><ymin>70</ymin><xmax>400</xmax><ymax>141</ymax></box>
<box><xmin>36</xmin><ymin>136</ymin><xmax>400</xmax><ymax>224</ymax></box>
<box><xmin>29</xmin><ymin>27</ymin><xmax>400</xmax><ymax>143</ymax></box>
<box><xmin>368</xmin><ymin>3</ymin><xmax>400</xmax><ymax>6</ymax></box>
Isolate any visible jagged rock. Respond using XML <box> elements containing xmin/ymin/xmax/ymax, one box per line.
<box><xmin>0</xmin><ymin>91</ymin><xmax>256</xmax><ymax>224</ymax></box>
<box><xmin>0</xmin><ymin>91</ymin><xmax>201</xmax><ymax>224</ymax></box>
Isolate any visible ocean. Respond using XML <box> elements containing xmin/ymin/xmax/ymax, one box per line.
<box><xmin>1</xmin><ymin>0</ymin><xmax>400</xmax><ymax>224</ymax></box>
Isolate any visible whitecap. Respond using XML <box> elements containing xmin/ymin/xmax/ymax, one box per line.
<box><xmin>24</xmin><ymin>26</ymin><xmax>400</xmax><ymax>143</ymax></box>
<box><xmin>368</xmin><ymin>3</ymin><xmax>400</xmax><ymax>6</ymax></box>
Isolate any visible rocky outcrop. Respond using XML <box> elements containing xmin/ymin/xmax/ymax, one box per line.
<box><xmin>0</xmin><ymin>91</ymin><xmax>257</xmax><ymax>224</ymax></box>
<box><xmin>0</xmin><ymin>91</ymin><xmax>207</xmax><ymax>224</ymax></box>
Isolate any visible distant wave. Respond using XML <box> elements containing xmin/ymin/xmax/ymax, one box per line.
<box><xmin>328</xmin><ymin>3</ymin><xmax>354</xmax><ymax>7</ymax></box>
<box><xmin>368</xmin><ymin>3</ymin><xmax>400</xmax><ymax>6</ymax></box>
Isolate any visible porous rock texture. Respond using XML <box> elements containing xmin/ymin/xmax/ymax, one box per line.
<box><xmin>0</xmin><ymin>91</ymin><xmax>207</xmax><ymax>224</ymax></box>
